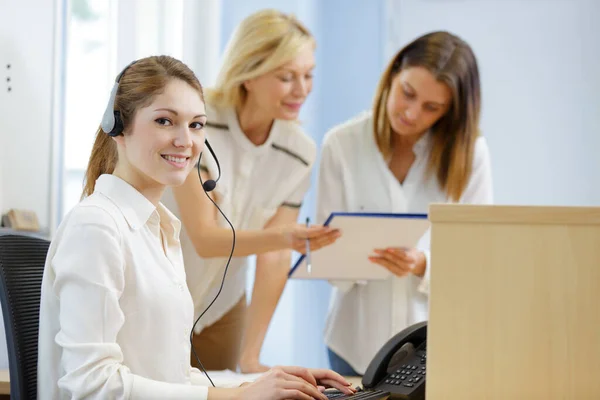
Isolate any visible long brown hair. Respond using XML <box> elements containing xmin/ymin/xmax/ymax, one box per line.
<box><xmin>82</xmin><ymin>55</ymin><xmax>204</xmax><ymax>198</ymax></box>
<box><xmin>373</xmin><ymin>31</ymin><xmax>481</xmax><ymax>201</ymax></box>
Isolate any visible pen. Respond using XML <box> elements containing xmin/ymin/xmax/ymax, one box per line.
<box><xmin>305</xmin><ymin>217</ymin><xmax>312</xmax><ymax>274</ymax></box>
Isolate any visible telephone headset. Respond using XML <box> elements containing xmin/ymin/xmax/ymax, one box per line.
<box><xmin>101</xmin><ymin>60</ymin><xmax>235</xmax><ymax>387</ymax></box>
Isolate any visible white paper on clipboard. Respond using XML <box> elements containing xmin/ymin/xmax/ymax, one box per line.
<box><xmin>288</xmin><ymin>212</ymin><xmax>430</xmax><ymax>280</ymax></box>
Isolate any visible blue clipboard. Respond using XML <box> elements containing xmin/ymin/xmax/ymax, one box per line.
<box><xmin>288</xmin><ymin>212</ymin><xmax>428</xmax><ymax>279</ymax></box>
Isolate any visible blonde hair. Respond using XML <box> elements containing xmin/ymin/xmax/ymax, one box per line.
<box><xmin>206</xmin><ymin>9</ymin><xmax>315</xmax><ymax>109</ymax></box>
<box><xmin>372</xmin><ymin>31</ymin><xmax>481</xmax><ymax>202</ymax></box>
<box><xmin>82</xmin><ymin>55</ymin><xmax>204</xmax><ymax>198</ymax></box>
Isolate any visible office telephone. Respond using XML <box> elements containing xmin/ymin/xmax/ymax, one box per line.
<box><xmin>326</xmin><ymin>321</ymin><xmax>427</xmax><ymax>400</ymax></box>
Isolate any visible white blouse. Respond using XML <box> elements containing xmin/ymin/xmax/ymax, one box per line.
<box><xmin>316</xmin><ymin>111</ymin><xmax>493</xmax><ymax>374</ymax></box>
<box><xmin>37</xmin><ymin>174</ymin><xmax>239</xmax><ymax>399</ymax></box>
<box><xmin>161</xmin><ymin>104</ymin><xmax>316</xmax><ymax>333</ymax></box>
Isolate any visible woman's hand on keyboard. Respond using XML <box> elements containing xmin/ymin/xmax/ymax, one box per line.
<box><xmin>306</xmin><ymin>368</ymin><xmax>356</xmax><ymax>395</ymax></box>
<box><xmin>234</xmin><ymin>366</ymin><xmax>328</xmax><ymax>400</ymax></box>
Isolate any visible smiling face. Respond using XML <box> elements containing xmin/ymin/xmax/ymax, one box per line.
<box><xmin>386</xmin><ymin>66</ymin><xmax>452</xmax><ymax>141</ymax></box>
<box><xmin>243</xmin><ymin>43</ymin><xmax>315</xmax><ymax>120</ymax></box>
<box><xmin>112</xmin><ymin>78</ymin><xmax>206</xmax><ymax>199</ymax></box>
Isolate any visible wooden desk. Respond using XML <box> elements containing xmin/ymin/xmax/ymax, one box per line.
<box><xmin>0</xmin><ymin>370</ymin><xmax>361</xmax><ymax>397</ymax></box>
<box><xmin>0</xmin><ymin>370</ymin><xmax>356</xmax><ymax>397</ymax></box>
<box><xmin>427</xmin><ymin>204</ymin><xmax>600</xmax><ymax>399</ymax></box>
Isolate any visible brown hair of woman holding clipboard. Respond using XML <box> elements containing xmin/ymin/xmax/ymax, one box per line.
<box><xmin>316</xmin><ymin>31</ymin><xmax>494</xmax><ymax>376</ymax></box>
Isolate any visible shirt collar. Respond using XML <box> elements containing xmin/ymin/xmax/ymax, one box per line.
<box><xmin>156</xmin><ymin>201</ymin><xmax>182</xmax><ymax>242</ymax></box>
<box><xmin>412</xmin><ymin>130</ymin><xmax>432</xmax><ymax>157</ymax></box>
<box><xmin>225</xmin><ymin>106</ymin><xmax>279</xmax><ymax>154</ymax></box>
<box><xmin>94</xmin><ymin>174</ymin><xmax>180</xmax><ymax>235</ymax></box>
<box><xmin>373</xmin><ymin>129</ymin><xmax>433</xmax><ymax>164</ymax></box>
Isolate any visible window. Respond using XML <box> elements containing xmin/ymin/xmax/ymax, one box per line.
<box><xmin>61</xmin><ymin>0</ymin><xmax>116</xmax><ymax>219</ymax></box>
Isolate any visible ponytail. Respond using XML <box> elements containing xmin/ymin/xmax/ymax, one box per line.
<box><xmin>81</xmin><ymin>127</ymin><xmax>118</xmax><ymax>198</ymax></box>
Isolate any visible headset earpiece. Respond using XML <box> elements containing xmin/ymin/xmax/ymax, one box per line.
<box><xmin>101</xmin><ymin>61</ymin><xmax>137</xmax><ymax>137</ymax></box>
<box><xmin>107</xmin><ymin>111</ymin><xmax>124</xmax><ymax>137</ymax></box>
<box><xmin>102</xmin><ymin>109</ymin><xmax>124</xmax><ymax>137</ymax></box>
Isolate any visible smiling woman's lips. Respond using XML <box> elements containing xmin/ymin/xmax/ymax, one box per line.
<box><xmin>161</xmin><ymin>154</ymin><xmax>189</xmax><ymax>168</ymax></box>
<box><xmin>399</xmin><ymin>117</ymin><xmax>414</xmax><ymax>126</ymax></box>
<box><xmin>284</xmin><ymin>104</ymin><xmax>302</xmax><ymax>111</ymax></box>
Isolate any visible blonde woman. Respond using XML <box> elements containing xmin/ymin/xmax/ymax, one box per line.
<box><xmin>316</xmin><ymin>31</ymin><xmax>494</xmax><ymax>375</ymax></box>
<box><xmin>161</xmin><ymin>9</ymin><xmax>340</xmax><ymax>373</ymax></box>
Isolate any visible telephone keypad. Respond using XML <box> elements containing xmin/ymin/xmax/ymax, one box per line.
<box><xmin>376</xmin><ymin>342</ymin><xmax>427</xmax><ymax>398</ymax></box>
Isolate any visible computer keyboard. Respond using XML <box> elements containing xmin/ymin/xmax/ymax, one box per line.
<box><xmin>324</xmin><ymin>387</ymin><xmax>390</xmax><ymax>399</ymax></box>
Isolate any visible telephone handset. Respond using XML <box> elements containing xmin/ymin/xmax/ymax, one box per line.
<box><xmin>362</xmin><ymin>321</ymin><xmax>427</xmax><ymax>399</ymax></box>
<box><xmin>325</xmin><ymin>321</ymin><xmax>427</xmax><ymax>399</ymax></box>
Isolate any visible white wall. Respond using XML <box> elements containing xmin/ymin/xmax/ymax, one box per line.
<box><xmin>386</xmin><ymin>0</ymin><xmax>600</xmax><ymax>206</ymax></box>
<box><xmin>115</xmin><ymin>0</ymin><xmax>222</xmax><ymax>88</ymax></box>
<box><xmin>0</xmin><ymin>0</ymin><xmax>60</xmax><ymax>370</ymax></box>
<box><xmin>0</xmin><ymin>0</ymin><xmax>59</xmax><ymax>229</ymax></box>
<box><xmin>181</xmin><ymin>0</ymin><xmax>222</xmax><ymax>87</ymax></box>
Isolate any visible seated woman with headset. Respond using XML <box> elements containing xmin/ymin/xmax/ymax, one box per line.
<box><xmin>36</xmin><ymin>55</ymin><xmax>354</xmax><ymax>399</ymax></box>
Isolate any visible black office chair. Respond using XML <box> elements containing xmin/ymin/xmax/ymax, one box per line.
<box><xmin>0</xmin><ymin>234</ymin><xmax>50</xmax><ymax>400</ymax></box>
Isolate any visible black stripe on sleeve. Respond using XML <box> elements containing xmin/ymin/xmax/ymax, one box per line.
<box><xmin>271</xmin><ymin>143</ymin><xmax>309</xmax><ymax>166</ymax></box>
<box><xmin>281</xmin><ymin>201</ymin><xmax>303</xmax><ymax>209</ymax></box>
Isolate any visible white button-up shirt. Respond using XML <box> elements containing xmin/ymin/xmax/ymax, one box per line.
<box><xmin>162</xmin><ymin>105</ymin><xmax>316</xmax><ymax>333</ymax></box>
<box><xmin>37</xmin><ymin>174</ymin><xmax>239</xmax><ymax>399</ymax></box>
<box><xmin>317</xmin><ymin>111</ymin><xmax>493</xmax><ymax>374</ymax></box>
